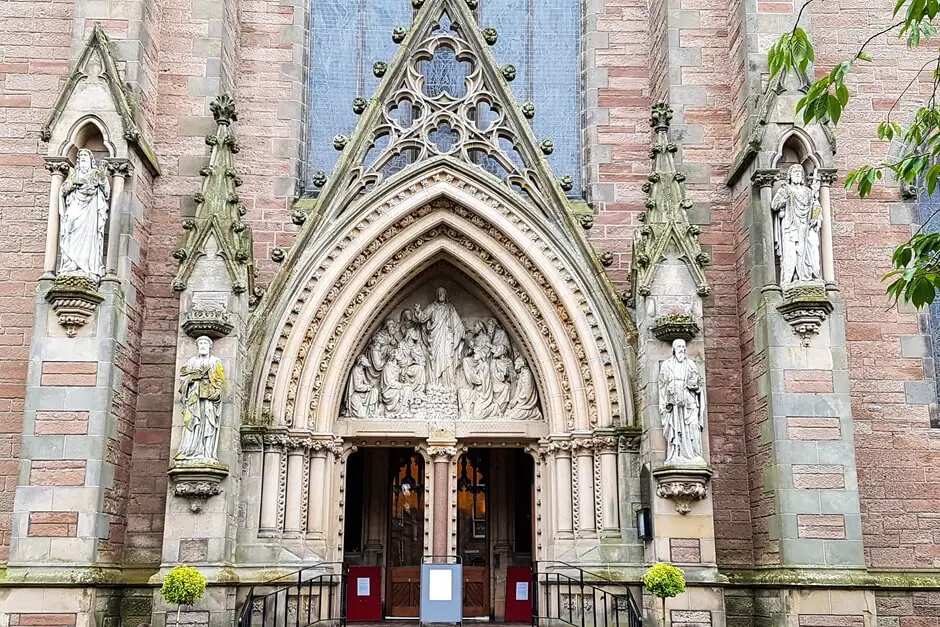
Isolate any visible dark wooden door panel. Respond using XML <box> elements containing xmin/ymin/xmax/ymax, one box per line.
<box><xmin>388</xmin><ymin>566</ymin><xmax>420</xmax><ymax>617</ymax></box>
<box><xmin>463</xmin><ymin>565</ymin><xmax>488</xmax><ymax>616</ymax></box>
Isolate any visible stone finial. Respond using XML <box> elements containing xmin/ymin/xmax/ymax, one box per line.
<box><xmin>392</xmin><ymin>26</ymin><xmax>408</xmax><ymax>43</ymax></box>
<box><xmin>501</xmin><ymin>64</ymin><xmax>516</xmax><ymax>82</ymax></box>
<box><xmin>558</xmin><ymin>175</ymin><xmax>573</xmax><ymax>192</ymax></box>
<box><xmin>312</xmin><ymin>170</ymin><xmax>328</xmax><ymax>188</ymax></box>
<box><xmin>539</xmin><ymin>139</ymin><xmax>554</xmax><ymax>155</ymax></box>
<box><xmin>482</xmin><ymin>27</ymin><xmax>498</xmax><ymax>45</ymax></box>
<box><xmin>650</xmin><ymin>102</ymin><xmax>672</xmax><ymax>133</ymax></box>
<box><xmin>521</xmin><ymin>102</ymin><xmax>536</xmax><ymax>119</ymax></box>
<box><xmin>210</xmin><ymin>93</ymin><xmax>238</xmax><ymax>126</ymax></box>
<box><xmin>373</xmin><ymin>61</ymin><xmax>388</xmax><ymax>78</ymax></box>
<box><xmin>631</xmin><ymin>103</ymin><xmax>710</xmax><ymax>298</ymax></box>
<box><xmin>352</xmin><ymin>97</ymin><xmax>367</xmax><ymax>114</ymax></box>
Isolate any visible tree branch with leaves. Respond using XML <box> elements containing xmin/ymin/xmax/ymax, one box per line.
<box><xmin>768</xmin><ymin>0</ymin><xmax>940</xmax><ymax>307</ymax></box>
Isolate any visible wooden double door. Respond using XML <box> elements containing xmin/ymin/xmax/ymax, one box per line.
<box><xmin>384</xmin><ymin>449</ymin><xmax>492</xmax><ymax>618</ymax></box>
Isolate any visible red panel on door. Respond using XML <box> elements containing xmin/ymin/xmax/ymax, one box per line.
<box><xmin>505</xmin><ymin>566</ymin><xmax>533</xmax><ymax>622</ymax></box>
<box><xmin>347</xmin><ymin>566</ymin><xmax>382</xmax><ymax>622</ymax></box>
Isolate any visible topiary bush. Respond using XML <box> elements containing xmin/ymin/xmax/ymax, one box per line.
<box><xmin>161</xmin><ymin>565</ymin><xmax>208</xmax><ymax>623</ymax></box>
<box><xmin>643</xmin><ymin>563</ymin><xmax>686</xmax><ymax>627</ymax></box>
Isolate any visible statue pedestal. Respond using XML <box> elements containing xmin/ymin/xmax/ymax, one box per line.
<box><xmin>168</xmin><ymin>462</ymin><xmax>229</xmax><ymax>513</ymax></box>
<box><xmin>44</xmin><ymin>274</ymin><xmax>104</xmax><ymax>337</ymax></box>
<box><xmin>777</xmin><ymin>281</ymin><xmax>833</xmax><ymax>346</ymax></box>
<box><xmin>652</xmin><ymin>464</ymin><xmax>712</xmax><ymax>515</ymax></box>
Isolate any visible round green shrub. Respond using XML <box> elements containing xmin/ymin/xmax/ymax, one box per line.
<box><xmin>642</xmin><ymin>562</ymin><xmax>686</xmax><ymax>599</ymax></box>
<box><xmin>161</xmin><ymin>565</ymin><xmax>208</xmax><ymax>607</ymax></box>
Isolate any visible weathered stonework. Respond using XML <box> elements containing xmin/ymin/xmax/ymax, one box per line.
<box><xmin>0</xmin><ymin>0</ymin><xmax>939</xmax><ymax>624</ymax></box>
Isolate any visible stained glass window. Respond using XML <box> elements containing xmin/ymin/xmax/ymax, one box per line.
<box><xmin>305</xmin><ymin>0</ymin><xmax>582</xmax><ymax>196</ymax></box>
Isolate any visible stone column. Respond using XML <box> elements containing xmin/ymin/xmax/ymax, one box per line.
<box><xmin>306</xmin><ymin>447</ymin><xmax>329</xmax><ymax>540</ymax></box>
<box><xmin>752</xmin><ymin>169</ymin><xmax>781</xmax><ymax>290</ymax></box>
<box><xmin>103</xmin><ymin>159</ymin><xmax>132</xmax><ymax>279</ymax></box>
<box><xmin>818</xmin><ymin>168</ymin><xmax>838</xmax><ymax>287</ymax></box>
<box><xmin>572</xmin><ymin>437</ymin><xmax>597</xmax><ymax>536</ymax></box>
<box><xmin>428</xmin><ymin>443</ymin><xmax>458</xmax><ymax>560</ymax></box>
<box><xmin>259</xmin><ymin>436</ymin><xmax>284</xmax><ymax>534</ymax></box>
<box><xmin>283</xmin><ymin>435</ymin><xmax>309</xmax><ymax>536</ymax></box>
<box><xmin>42</xmin><ymin>158</ymin><xmax>70</xmax><ymax>279</ymax></box>
<box><xmin>550</xmin><ymin>441</ymin><xmax>574</xmax><ymax>538</ymax></box>
<box><xmin>594</xmin><ymin>433</ymin><xmax>620</xmax><ymax>536</ymax></box>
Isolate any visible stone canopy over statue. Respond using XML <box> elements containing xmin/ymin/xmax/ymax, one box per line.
<box><xmin>344</xmin><ymin>287</ymin><xmax>541</xmax><ymax>421</ymax></box>
<box><xmin>658</xmin><ymin>339</ymin><xmax>706</xmax><ymax>466</ymax></box>
<box><xmin>58</xmin><ymin>148</ymin><xmax>110</xmax><ymax>282</ymax></box>
<box><xmin>771</xmin><ymin>164</ymin><xmax>822</xmax><ymax>286</ymax></box>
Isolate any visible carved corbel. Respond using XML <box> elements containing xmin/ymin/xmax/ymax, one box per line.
<box><xmin>652</xmin><ymin>465</ymin><xmax>712</xmax><ymax>515</ymax></box>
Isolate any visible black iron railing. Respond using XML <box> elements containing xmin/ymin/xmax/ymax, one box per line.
<box><xmin>236</xmin><ymin>563</ymin><xmax>347</xmax><ymax>627</ymax></box>
<box><xmin>532</xmin><ymin>561</ymin><xmax>642</xmax><ymax>627</ymax></box>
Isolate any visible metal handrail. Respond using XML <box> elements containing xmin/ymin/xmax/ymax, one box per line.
<box><xmin>532</xmin><ymin>561</ymin><xmax>642</xmax><ymax>627</ymax></box>
<box><xmin>236</xmin><ymin>563</ymin><xmax>347</xmax><ymax>627</ymax></box>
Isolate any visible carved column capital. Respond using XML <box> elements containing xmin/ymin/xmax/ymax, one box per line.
<box><xmin>43</xmin><ymin>157</ymin><xmax>71</xmax><ymax>178</ymax></box>
<box><xmin>103</xmin><ymin>158</ymin><xmax>134</xmax><ymax>178</ymax></box>
<box><xmin>817</xmin><ymin>168</ymin><xmax>838</xmax><ymax>186</ymax></box>
<box><xmin>751</xmin><ymin>169</ymin><xmax>779</xmax><ymax>189</ymax></box>
<box><xmin>426</xmin><ymin>444</ymin><xmax>459</xmax><ymax>461</ymax></box>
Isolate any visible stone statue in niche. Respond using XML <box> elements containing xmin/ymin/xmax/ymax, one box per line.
<box><xmin>772</xmin><ymin>164</ymin><xmax>822</xmax><ymax>286</ymax></box>
<box><xmin>59</xmin><ymin>148</ymin><xmax>110</xmax><ymax>282</ymax></box>
<box><xmin>658</xmin><ymin>338</ymin><xmax>706</xmax><ymax>466</ymax></box>
<box><xmin>343</xmin><ymin>286</ymin><xmax>542</xmax><ymax>421</ymax></box>
<box><xmin>176</xmin><ymin>336</ymin><xmax>225</xmax><ymax>464</ymax></box>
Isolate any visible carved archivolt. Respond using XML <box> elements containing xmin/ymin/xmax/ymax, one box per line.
<box><xmin>248</xmin><ymin>168</ymin><xmax>636</xmax><ymax>434</ymax></box>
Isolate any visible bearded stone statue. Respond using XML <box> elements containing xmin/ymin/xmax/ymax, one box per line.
<box><xmin>59</xmin><ymin>149</ymin><xmax>110</xmax><ymax>281</ymax></box>
<box><xmin>771</xmin><ymin>164</ymin><xmax>822</xmax><ymax>286</ymax></box>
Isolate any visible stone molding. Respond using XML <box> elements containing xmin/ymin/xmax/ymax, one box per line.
<box><xmin>40</xmin><ymin>23</ymin><xmax>160</xmax><ymax>175</ymax></box>
<box><xmin>44</xmin><ymin>274</ymin><xmax>104</xmax><ymax>337</ymax></box>
<box><xmin>168</xmin><ymin>463</ymin><xmax>228</xmax><ymax>513</ymax></box>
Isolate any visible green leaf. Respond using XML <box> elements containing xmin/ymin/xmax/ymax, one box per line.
<box><xmin>858</xmin><ymin>51</ymin><xmax>873</xmax><ymax>62</ymax></box>
<box><xmin>828</xmin><ymin>94</ymin><xmax>843</xmax><ymax>124</ymax></box>
<box><xmin>837</xmin><ymin>83</ymin><xmax>850</xmax><ymax>106</ymax></box>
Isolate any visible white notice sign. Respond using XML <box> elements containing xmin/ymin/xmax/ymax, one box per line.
<box><xmin>357</xmin><ymin>577</ymin><xmax>370</xmax><ymax>597</ymax></box>
<box><xmin>515</xmin><ymin>581</ymin><xmax>529</xmax><ymax>601</ymax></box>
<box><xmin>428</xmin><ymin>569</ymin><xmax>453</xmax><ymax>601</ymax></box>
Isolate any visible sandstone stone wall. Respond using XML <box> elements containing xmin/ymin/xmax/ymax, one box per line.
<box><xmin>0</xmin><ymin>0</ymin><xmax>938</xmax><ymax>585</ymax></box>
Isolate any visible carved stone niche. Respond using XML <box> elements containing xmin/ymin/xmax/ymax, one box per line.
<box><xmin>652</xmin><ymin>465</ymin><xmax>712</xmax><ymax>515</ymax></box>
<box><xmin>181</xmin><ymin>297</ymin><xmax>233</xmax><ymax>339</ymax></box>
<box><xmin>45</xmin><ymin>274</ymin><xmax>104</xmax><ymax>337</ymax></box>
<box><xmin>776</xmin><ymin>281</ymin><xmax>833</xmax><ymax>346</ymax></box>
<box><xmin>168</xmin><ymin>463</ymin><xmax>228</xmax><ymax>513</ymax></box>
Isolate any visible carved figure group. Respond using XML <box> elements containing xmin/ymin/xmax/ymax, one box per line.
<box><xmin>658</xmin><ymin>339</ymin><xmax>706</xmax><ymax>466</ymax></box>
<box><xmin>344</xmin><ymin>287</ymin><xmax>541</xmax><ymax>421</ymax></box>
<box><xmin>59</xmin><ymin>148</ymin><xmax>110</xmax><ymax>282</ymax></box>
<box><xmin>771</xmin><ymin>164</ymin><xmax>822</xmax><ymax>286</ymax></box>
<box><xmin>176</xmin><ymin>336</ymin><xmax>225</xmax><ymax>464</ymax></box>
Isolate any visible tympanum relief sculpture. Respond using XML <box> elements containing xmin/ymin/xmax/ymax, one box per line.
<box><xmin>658</xmin><ymin>339</ymin><xmax>706</xmax><ymax>466</ymax></box>
<box><xmin>59</xmin><ymin>148</ymin><xmax>110</xmax><ymax>282</ymax></box>
<box><xmin>771</xmin><ymin>164</ymin><xmax>822</xmax><ymax>287</ymax></box>
<box><xmin>344</xmin><ymin>287</ymin><xmax>541</xmax><ymax>421</ymax></box>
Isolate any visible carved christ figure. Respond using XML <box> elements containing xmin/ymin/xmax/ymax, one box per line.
<box><xmin>176</xmin><ymin>336</ymin><xmax>225</xmax><ymax>463</ymax></box>
<box><xmin>771</xmin><ymin>164</ymin><xmax>823</xmax><ymax>285</ymax></box>
<box><xmin>59</xmin><ymin>148</ymin><xmax>110</xmax><ymax>281</ymax></box>
<box><xmin>414</xmin><ymin>287</ymin><xmax>465</xmax><ymax>386</ymax></box>
<box><xmin>658</xmin><ymin>339</ymin><xmax>706</xmax><ymax>465</ymax></box>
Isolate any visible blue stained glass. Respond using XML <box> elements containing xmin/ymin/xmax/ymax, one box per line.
<box><xmin>917</xmin><ymin>182</ymin><xmax>940</xmax><ymax>412</ymax></box>
<box><xmin>305</xmin><ymin>0</ymin><xmax>582</xmax><ymax>197</ymax></box>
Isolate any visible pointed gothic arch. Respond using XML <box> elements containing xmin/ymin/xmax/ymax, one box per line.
<box><xmin>246</xmin><ymin>162</ymin><xmax>636</xmax><ymax>435</ymax></box>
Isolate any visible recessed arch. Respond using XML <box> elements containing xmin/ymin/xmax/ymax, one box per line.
<box><xmin>57</xmin><ymin>115</ymin><xmax>116</xmax><ymax>162</ymax></box>
<box><xmin>246</xmin><ymin>164</ymin><xmax>637</xmax><ymax>437</ymax></box>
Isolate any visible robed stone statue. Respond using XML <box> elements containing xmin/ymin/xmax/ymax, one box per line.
<box><xmin>176</xmin><ymin>336</ymin><xmax>225</xmax><ymax>464</ymax></box>
<box><xmin>771</xmin><ymin>164</ymin><xmax>822</xmax><ymax>286</ymax></box>
<box><xmin>414</xmin><ymin>287</ymin><xmax>465</xmax><ymax>386</ymax></box>
<box><xmin>658</xmin><ymin>339</ymin><xmax>706</xmax><ymax>465</ymax></box>
<box><xmin>59</xmin><ymin>148</ymin><xmax>110</xmax><ymax>281</ymax></box>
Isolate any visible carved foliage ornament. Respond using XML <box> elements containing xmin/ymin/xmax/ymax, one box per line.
<box><xmin>264</xmin><ymin>199</ymin><xmax>597</xmax><ymax>432</ymax></box>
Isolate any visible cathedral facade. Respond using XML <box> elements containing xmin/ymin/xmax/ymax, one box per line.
<box><xmin>0</xmin><ymin>0</ymin><xmax>939</xmax><ymax>625</ymax></box>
